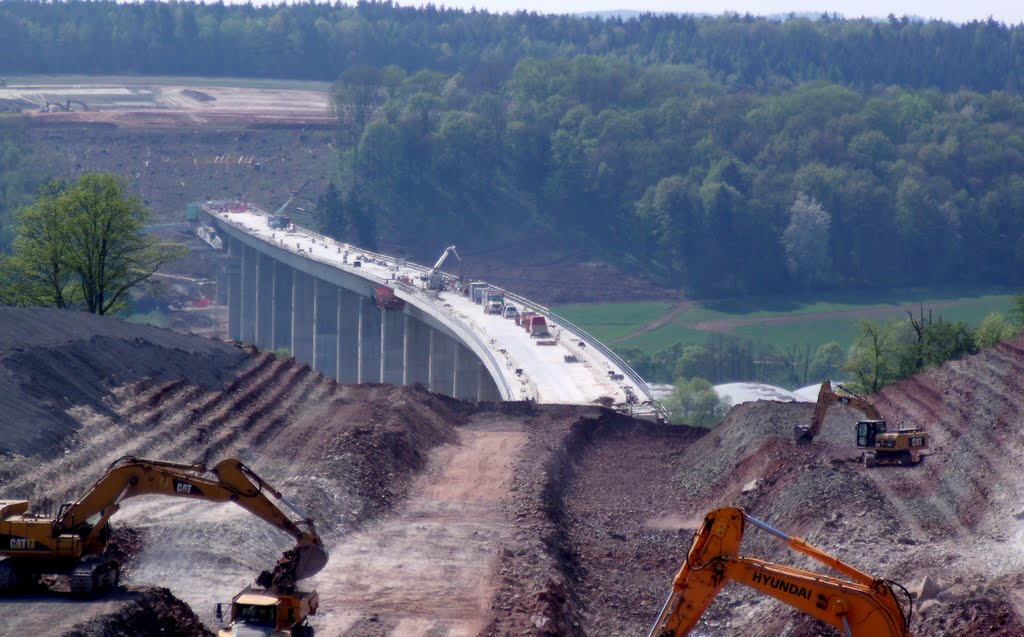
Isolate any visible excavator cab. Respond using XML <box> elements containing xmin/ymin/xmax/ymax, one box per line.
<box><xmin>856</xmin><ymin>419</ymin><xmax>887</xmax><ymax>448</ymax></box>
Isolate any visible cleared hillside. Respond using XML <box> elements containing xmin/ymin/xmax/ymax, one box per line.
<box><xmin>2</xmin><ymin>308</ymin><xmax>1024</xmax><ymax>635</ymax></box>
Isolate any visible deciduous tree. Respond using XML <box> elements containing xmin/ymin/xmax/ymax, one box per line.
<box><xmin>781</xmin><ymin>193</ymin><xmax>831</xmax><ymax>287</ymax></box>
<box><xmin>1</xmin><ymin>173</ymin><xmax>184</xmax><ymax>315</ymax></box>
<box><xmin>664</xmin><ymin>377</ymin><xmax>732</xmax><ymax>427</ymax></box>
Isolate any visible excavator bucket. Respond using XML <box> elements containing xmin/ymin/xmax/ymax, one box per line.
<box><xmin>794</xmin><ymin>424</ymin><xmax>814</xmax><ymax>444</ymax></box>
<box><xmin>260</xmin><ymin>543</ymin><xmax>330</xmax><ymax>590</ymax></box>
<box><xmin>296</xmin><ymin>543</ymin><xmax>329</xmax><ymax>580</ymax></box>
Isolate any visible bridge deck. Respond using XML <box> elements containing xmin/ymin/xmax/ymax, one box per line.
<box><xmin>204</xmin><ymin>206</ymin><xmax>652</xmax><ymax>408</ymax></box>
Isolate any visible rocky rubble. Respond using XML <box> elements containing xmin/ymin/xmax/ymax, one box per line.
<box><xmin>4</xmin><ymin>309</ymin><xmax>1024</xmax><ymax>636</ymax></box>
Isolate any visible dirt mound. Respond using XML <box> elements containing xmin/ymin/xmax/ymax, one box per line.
<box><xmin>62</xmin><ymin>587</ymin><xmax>211</xmax><ymax>637</ymax></box>
<box><xmin>0</xmin><ymin>307</ymin><xmax>247</xmax><ymax>461</ymax></box>
<box><xmin>542</xmin><ymin>334</ymin><xmax>1024</xmax><ymax>636</ymax></box>
<box><xmin>6</xmin><ymin>308</ymin><xmax>1024</xmax><ymax>635</ymax></box>
<box><xmin>0</xmin><ymin>308</ymin><xmax>464</xmax><ymax>633</ymax></box>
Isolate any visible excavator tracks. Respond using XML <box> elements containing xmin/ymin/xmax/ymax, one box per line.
<box><xmin>69</xmin><ymin>556</ymin><xmax>120</xmax><ymax>596</ymax></box>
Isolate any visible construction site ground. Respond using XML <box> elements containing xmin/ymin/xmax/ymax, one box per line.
<box><xmin>3</xmin><ymin>306</ymin><xmax>1024</xmax><ymax>636</ymax></box>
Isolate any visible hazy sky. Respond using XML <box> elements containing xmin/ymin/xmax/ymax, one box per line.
<box><xmin>388</xmin><ymin>0</ymin><xmax>1024</xmax><ymax>25</ymax></box>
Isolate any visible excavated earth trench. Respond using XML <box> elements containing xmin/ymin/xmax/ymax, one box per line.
<box><xmin>3</xmin><ymin>307</ymin><xmax>1024</xmax><ymax>636</ymax></box>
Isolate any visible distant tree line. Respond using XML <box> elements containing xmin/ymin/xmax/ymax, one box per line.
<box><xmin>623</xmin><ymin>297</ymin><xmax>1024</xmax><ymax>391</ymax></box>
<box><xmin>2</xmin><ymin>1</ymin><xmax>1023</xmax><ymax>94</ymax></box>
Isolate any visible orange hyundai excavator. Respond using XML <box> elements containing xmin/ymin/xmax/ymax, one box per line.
<box><xmin>0</xmin><ymin>455</ymin><xmax>328</xmax><ymax>596</ymax></box>
<box><xmin>795</xmin><ymin>380</ymin><xmax>928</xmax><ymax>467</ymax></box>
<box><xmin>647</xmin><ymin>507</ymin><xmax>914</xmax><ymax>637</ymax></box>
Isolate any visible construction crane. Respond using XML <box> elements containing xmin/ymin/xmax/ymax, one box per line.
<box><xmin>425</xmin><ymin>245</ymin><xmax>463</xmax><ymax>291</ymax></box>
<box><xmin>647</xmin><ymin>507</ymin><xmax>914</xmax><ymax>637</ymax></box>
<box><xmin>268</xmin><ymin>178</ymin><xmax>312</xmax><ymax>230</ymax></box>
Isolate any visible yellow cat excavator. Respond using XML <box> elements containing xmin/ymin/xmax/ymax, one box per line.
<box><xmin>647</xmin><ymin>507</ymin><xmax>914</xmax><ymax>637</ymax></box>
<box><xmin>0</xmin><ymin>455</ymin><xmax>328</xmax><ymax>596</ymax></box>
<box><xmin>795</xmin><ymin>380</ymin><xmax>928</xmax><ymax>467</ymax></box>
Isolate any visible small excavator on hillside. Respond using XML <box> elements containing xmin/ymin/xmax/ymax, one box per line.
<box><xmin>794</xmin><ymin>380</ymin><xmax>928</xmax><ymax>467</ymax></box>
<box><xmin>647</xmin><ymin>507</ymin><xmax>914</xmax><ymax>637</ymax></box>
<box><xmin>0</xmin><ymin>455</ymin><xmax>328</xmax><ymax>632</ymax></box>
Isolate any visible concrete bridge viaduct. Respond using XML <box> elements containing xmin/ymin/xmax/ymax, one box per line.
<box><xmin>198</xmin><ymin>202</ymin><xmax>658</xmax><ymax>412</ymax></box>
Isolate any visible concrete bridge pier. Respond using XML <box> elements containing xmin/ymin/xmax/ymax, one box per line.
<box><xmin>292</xmin><ymin>270</ymin><xmax>315</xmax><ymax>365</ymax></box>
<box><xmin>337</xmin><ymin>288</ymin><xmax>360</xmax><ymax>384</ymax></box>
<box><xmin>314</xmin><ymin>278</ymin><xmax>339</xmax><ymax>375</ymax></box>
<box><xmin>403</xmin><ymin>315</ymin><xmax>431</xmax><ymax>387</ymax></box>
<box><xmin>428</xmin><ymin>329</ymin><xmax>456</xmax><ymax>396</ymax></box>
<box><xmin>358</xmin><ymin>296</ymin><xmax>382</xmax><ymax>383</ymax></box>
<box><xmin>453</xmin><ymin>343</ymin><xmax>480</xmax><ymax>400</ymax></box>
<box><xmin>478</xmin><ymin>366</ymin><xmax>501</xmax><ymax>402</ymax></box>
<box><xmin>225</xmin><ymin>238</ymin><xmax>242</xmax><ymax>341</ymax></box>
<box><xmin>272</xmin><ymin>262</ymin><xmax>293</xmax><ymax>353</ymax></box>
<box><xmin>255</xmin><ymin>253</ymin><xmax>274</xmax><ymax>351</ymax></box>
<box><xmin>381</xmin><ymin>309</ymin><xmax>406</xmax><ymax>386</ymax></box>
<box><xmin>239</xmin><ymin>244</ymin><xmax>258</xmax><ymax>344</ymax></box>
<box><xmin>214</xmin><ymin>254</ymin><xmax>229</xmax><ymax>306</ymax></box>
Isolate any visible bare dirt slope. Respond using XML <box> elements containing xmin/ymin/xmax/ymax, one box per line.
<box><xmin>0</xmin><ymin>308</ymin><xmax>464</xmax><ymax>634</ymax></box>
<box><xmin>4</xmin><ymin>308</ymin><xmax>1024</xmax><ymax>636</ymax></box>
<box><xmin>557</xmin><ymin>336</ymin><xmax>1024</xmax><ymax>637</ymax></box>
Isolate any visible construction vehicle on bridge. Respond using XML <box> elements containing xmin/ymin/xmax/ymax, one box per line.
<box><xmin>425</xmin><ymin>245</ymin><xmax>463</xmax><ymax>291</ymax></box>
<box><xmin>375</xmin><ymin>285</ymin><xmax>405</xmax><ymax>311</ymax></box>
<box><xmin>521</xmin><ymin>313</ymin><xmax>551</xmax><ymax>338</ymax></box>
<box><xmin>647</xmin><ymin>507</ymin><xmax>914</xmax><ymax>637</ymax></box>
<box><xmin>0</xmin><ymin>455</ymin><xmax>328</xmax><ymax>596</ymax></box>
<box><xmin>484</xmin><ymin>289</ymin><xmax>505</xmax><ymax>314</ymax></box>
<box><xmin>795</xmin><ymin>380</ymin><xmax>928</xmax><ymax>467</ymax></box>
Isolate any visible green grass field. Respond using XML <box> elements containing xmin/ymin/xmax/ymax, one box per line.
<box><xmin>555</xmin><ymin>288</ymin><xmax>1019</xmax><ymax>355</ymax></box>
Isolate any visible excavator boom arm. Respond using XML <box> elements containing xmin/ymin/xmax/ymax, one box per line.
<box><xmin>432</xmin><ymin>245</ymin><xmax>461</xmax><ymax>270</ymax></box>
<box><xmin>798</xmin><ymin>380</ymin><xmax>884</xmax><ymax>443</ymax></box>
<box><xmin>57</xmin><ymin>456</ymin><xmax>326</xmax><ymax>576</ymax></box>
<box><xmin>647</xmin><ymin>508</ymin><xmax>912</xmax><ymax>637</ymax></box>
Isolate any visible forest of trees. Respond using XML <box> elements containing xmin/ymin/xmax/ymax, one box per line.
<box><xmin>323</xmin><ymin>57</ymin><xmax>1024</xmax><ymax>297</ymax></box>
<box><xmin>2</xmin><ymin>1</ymin><xmax>1023</xmax><ymax>93</ymax></box>
<box><xmin>4</xmin><ymin>2</ymin><xmax>1024</xmax><ymax>298</ymax></box>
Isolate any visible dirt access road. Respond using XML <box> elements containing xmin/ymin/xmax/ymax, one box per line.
<box><xmin>314</xmin><ymin>417</ymin><xmax>526</xmax><ymax>636</ymax></box>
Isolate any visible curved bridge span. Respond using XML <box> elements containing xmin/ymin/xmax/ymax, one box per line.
<box><xmin>198</xmin><ymin>203</ymin><xmax>659</xmax><ymax>414</ymax></box>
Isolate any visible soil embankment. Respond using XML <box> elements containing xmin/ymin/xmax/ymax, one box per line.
<box><xmin>4</xmin><ymin>308</ymin><xmax>1024</xmax><ymax>635</ymax></box>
